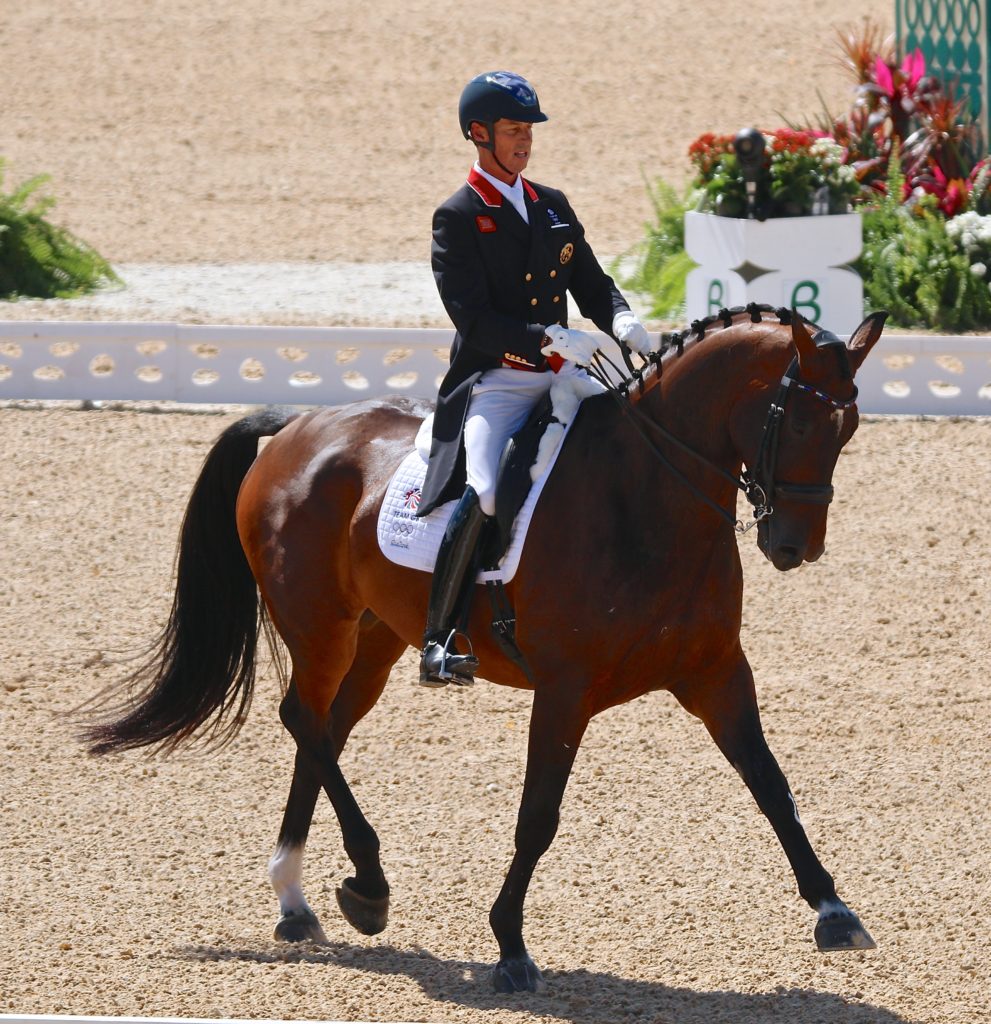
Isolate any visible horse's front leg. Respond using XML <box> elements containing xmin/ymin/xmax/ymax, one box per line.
<box><xmin>489</xmin><ymin>686</ymin><xmax>589</xmax><ymax>993</ymax></box>
<box><xmin>675</xmin><ymin>654</ymin><xmax>875</xmax><ymax>951</ymax></box>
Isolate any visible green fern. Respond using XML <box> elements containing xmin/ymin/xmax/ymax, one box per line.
<box><xmin>618</xmin><ymin>176</ymin><xmax>695</xmax><ymax>320</ymax></box>
<box><xmin>0</xmin><ymin>159</ymin><xmax>119</xmax><ymax>300</ymax></box>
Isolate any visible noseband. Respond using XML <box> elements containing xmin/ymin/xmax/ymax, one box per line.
<box><xmin>596</xmin><ymin>323</ymin><xmax>857</xmax><ymax>535</ymax></box>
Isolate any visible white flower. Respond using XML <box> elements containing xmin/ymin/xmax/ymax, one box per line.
<box><xmin>811</xmin><ymin>138</ymin><xmax>843</xmax><ymax>165</ymax></box>
<box><xmin>971</xmin><ymin>262</ymin><xmax>987</xmax><ymax>277</ymax></box>
<box><xmin>948</xmin><ymin>211</ymin><xmax>991</xmax><ymax>251</ymax></box>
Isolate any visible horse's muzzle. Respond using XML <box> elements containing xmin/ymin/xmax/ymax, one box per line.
<box><xmin>757</xmin><ymin>520</ymin><xmax>825</xmax><ymax>571</ymax></box>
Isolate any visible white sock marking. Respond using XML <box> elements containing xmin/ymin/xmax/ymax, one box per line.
<box><xmin>817</xmin><ymin>897</ymin><xmax>849</xmax><ymax>918</ymax></box>
<box><xmin>268</xmin><ymin>843</ymin><xmax>312</xmax><ymax>917</ymax></box>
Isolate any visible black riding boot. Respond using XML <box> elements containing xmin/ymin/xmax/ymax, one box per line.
<box><xmin>419</xmin><ymin>486</ymin><xmax>490</xmax><ymax>687</ymax></box>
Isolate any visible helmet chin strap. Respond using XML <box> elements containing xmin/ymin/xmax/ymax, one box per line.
<box><xmin>473</xmin><ymin>122</ymin><xmax>519</xmax><ymax>181</ymax></box>
<box><xmin>493</xmin><ymin>153</ymin><xmax>517</xmax><ymax>178</ymax></box>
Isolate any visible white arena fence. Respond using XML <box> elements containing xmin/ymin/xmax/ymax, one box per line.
<box><xmin>1</xmin><ymin>321</ymin><xmax>990</xmax><ymax>415</ymax></box>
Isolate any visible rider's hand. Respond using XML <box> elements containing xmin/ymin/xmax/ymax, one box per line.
<box><xmin>542</xmin><ymin>324</ymin><xmax>599</xmax><ymax>367</ymax></box>
<box><xmin>613</xmin><ymin>310</ymin><xmax>654</xmax><ymax>356</ymax></box>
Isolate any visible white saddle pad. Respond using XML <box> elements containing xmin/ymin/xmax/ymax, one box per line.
<box><xmin>377</xmin><ymin>372</ymin><xmax>603</xmax><ymax>581</ymax></box>
<box><xmin>376</xmin><ymin>439</ymin><xmax>563</xmax><ymax>583</ymax></box>
<box><xmin>376</xmin><ymin>405</ymin><xmax>590</xmax><ymax>584</ymax></box>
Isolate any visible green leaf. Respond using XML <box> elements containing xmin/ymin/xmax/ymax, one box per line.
<box><xmin>0</xmin><ymin>160</ymin><xmax>118</xmax><ymax>300</ymax></box>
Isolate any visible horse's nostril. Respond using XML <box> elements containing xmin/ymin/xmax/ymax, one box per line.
<box><xmin>772</xmin><ymin>545</ymin><xmax>804</xmax><ymax>571</ymax></box>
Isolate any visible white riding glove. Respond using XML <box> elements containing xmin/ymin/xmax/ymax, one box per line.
<box><xmin>612</xmin><ymin>310</ymin><xmax>654</xmax><ymax>356</ymax></box>
<box><xmin>542</xmin><ymin>324</ymin><xmax>599</xmax><ymax>367</ymax></box>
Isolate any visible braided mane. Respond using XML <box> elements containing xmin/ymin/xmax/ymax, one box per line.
<box><xmin>660</xmin><ymin>302</ymin><xmax>811</xmax><ymax>356</ymax></box>
<box><xmin>616</xmin><ymin>303</ymin><xmax>815</xmax><ymax>402</ymax></box>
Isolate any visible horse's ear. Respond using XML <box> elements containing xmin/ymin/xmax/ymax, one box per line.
<box><xmin>846</xmin><ymin>311</ymin><xmax>888</xmax><ymax>372</ymax></box>
<box><xmin>790</xmin><ymin>311</ymin><xmax>819</xmax><ymax>370</ymax></box>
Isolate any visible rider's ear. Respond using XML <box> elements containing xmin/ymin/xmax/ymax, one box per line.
<box><xmin>790</xmin><ymin>311</ymin><xmax>819</xmax><ymax>372</ymax></box>
<box><xmin>845</xmin><ymin>311</ymin><xmax>888</xmax><ymax>372</ymax></box>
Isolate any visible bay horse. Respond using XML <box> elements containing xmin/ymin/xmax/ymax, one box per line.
<box><xmin>86</xmin><ymin>305</ymin><xmax>886</xmax><ymax>993</ymax></box>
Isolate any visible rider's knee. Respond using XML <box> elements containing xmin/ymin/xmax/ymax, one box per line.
<box><xmin>476</xmin><ymin>487</ymin><xmax>497</xmax><ymax>518</ymax></box>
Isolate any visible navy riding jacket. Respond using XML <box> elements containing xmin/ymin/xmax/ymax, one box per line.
<box><xmin>418</xmin><ymin>168</ymin><xmax>629</xmax><ymax>515</ymax></box>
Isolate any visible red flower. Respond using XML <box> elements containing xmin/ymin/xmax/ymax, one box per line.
<box><xmin>941</xmin><ymin>181</ymin><xmax>967</xmax><ymax>216</ymax></box>
<box><xmin>914</xmin><ymin>163</ymin><xmax>969</xmax><ymax>216</ymax></box>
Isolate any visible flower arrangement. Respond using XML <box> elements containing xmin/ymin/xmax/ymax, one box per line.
<box><xmin>690</xmin><ymin>128</ymin><xmax>859</xmax><ymax>219</ymax></box>
<box><xmin>626</xmin><ymin>19</ymin><xmax>991</xmax><ymax>330</ymax></box>
<box><xmin>859</xmin><ymin>156</ymin><xmax>991</xmax><ymax>331</ymax></box>
<box><xmin>689</xmin><ymin>19</ymin><xmax>982</xmax><ymax>222</ymax></box>
<box><xmin>826</xmin><ymin>21</ymin><xmax>977</xmax><ymax>215</ymax></box>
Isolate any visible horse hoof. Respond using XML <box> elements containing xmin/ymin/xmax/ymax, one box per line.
<box><xmin>492</xmin><ymin>954</ymin><xmax>544</xmax><ymax>993</ymax></box>
<box><xmin>815</xmin><ymin>909</ymin><xmax>876</xmax><ymax>951</ymax></box>
<box><xmin>274</xmin><ymin>908</ymin><xmax>328</xmax><ymax>944</ymax></box>
<box><xmin>335</xmin><ymin>877</ymin><xmax>389</xmax><ymax>935</ymax></box>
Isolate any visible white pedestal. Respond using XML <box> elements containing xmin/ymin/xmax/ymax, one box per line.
<box><xmin>683</xmin><ymin>210</ymin><xmax>864</xmax><ymax>333</ymax></box>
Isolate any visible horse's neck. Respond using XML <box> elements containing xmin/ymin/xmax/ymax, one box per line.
<box><xmin>640</xmin><ymin>333</ymin><xmax>753</xmax><ymax>470</ymax></box>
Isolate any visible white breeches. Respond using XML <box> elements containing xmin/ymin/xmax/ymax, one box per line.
<box><xmin>464</xmin><ymin>362</ymin><xmax>589</xmax><ymax>517</ymax></box>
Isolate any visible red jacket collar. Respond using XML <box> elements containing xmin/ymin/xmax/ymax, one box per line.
<box><xmin>467</xmin><ymin>167</ymin><xmax>538</xmax><ymax>206</ymax></box>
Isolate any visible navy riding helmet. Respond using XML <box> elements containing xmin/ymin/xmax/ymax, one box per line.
<box><xmin>458</xmin><ymin>71</ymin><xmax>548</xmax><ymax>147</ymax></box>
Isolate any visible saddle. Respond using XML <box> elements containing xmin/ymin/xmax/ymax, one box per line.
<box><xmin>379</xmin><ymin>376</ymin><xmax>599</xmax><ymax>680</ymax></box>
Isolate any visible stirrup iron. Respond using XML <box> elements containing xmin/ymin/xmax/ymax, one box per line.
<box><xmin>419</xmin><ymin>629</ymin><xmax>479</xmax><ymax>687</ymax></box>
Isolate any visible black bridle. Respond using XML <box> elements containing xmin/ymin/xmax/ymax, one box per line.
<box><xmin>590</xmin><ymin>328</ymin><xmax>858</xmax><ymax>535</ymax></box>
<box><xmin>739</xmin><ymin>345</ymin><xmax>858</xmax><ymax>527</ymax></box>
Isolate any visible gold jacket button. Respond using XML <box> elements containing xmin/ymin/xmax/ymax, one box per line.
<box><xmin>530</xmin><ymin>297</ymin><xmax>538</xmax><ymax>306</ymax></box>
<box><xmin>552</xmin><ymin>295</ymin><xmax>560</xmax><ymax>303</ymax></box>
<box><xmin>525</xmin><ymin>273</ymin><xmax>533</xmax><ymax>282</ymax></box>
<box><xmin>549</xmin><ymin>270</ymin><xmax>557</xmax><ymax>278</ymax></box>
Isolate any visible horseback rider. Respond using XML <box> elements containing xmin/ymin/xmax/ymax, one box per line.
<box><xmin>416</xmin><ymin>70</ymin><xmax>654</xmax><ymax>687</ymax></box>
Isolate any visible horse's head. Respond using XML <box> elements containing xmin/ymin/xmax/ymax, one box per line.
<box><xmin>730</xmin><ymin>311</ymin><xmax>886</xmax><ymax>571</ymax></box>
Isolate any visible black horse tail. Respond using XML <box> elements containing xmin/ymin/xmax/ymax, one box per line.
<box><xmin>84</xmin><ymin>406</ymin><xmax>300</xmax><ymax>756</ymax></box>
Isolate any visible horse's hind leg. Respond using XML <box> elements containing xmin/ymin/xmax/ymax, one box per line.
<box><xmin>674</xmin><ymin>656</ymin><xmax>875</xmax><ymax>951</ymax></box>
<box><xmin>270</xmin><ymin>744</ymin><xmax>326</xmax><ymax>942</ymax></box>
<box><xmin>269</xmin><ymin>614</ymin><xmax>408</xmax><ymax>943</ymax></box>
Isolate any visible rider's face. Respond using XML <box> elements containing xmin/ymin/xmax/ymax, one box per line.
<box><xmin>473</xmin><ymin>119</ymin><xmax>533</xmax><ymax>182</ymax></box>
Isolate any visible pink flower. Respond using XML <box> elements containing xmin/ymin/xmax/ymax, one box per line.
<box><xmin>903</xmin><ymin>48</ymin><xmax>926</xmax><ymax>91</ymax></box>
<box><xmin>873</xmin><ymin>48</ymin><xmax>926</xmax><ymax>99</ymax></box>
<box><xmin>874</xmin><ymin>56</ymin><xmax>894</xmax><ymax>98</ymax></box>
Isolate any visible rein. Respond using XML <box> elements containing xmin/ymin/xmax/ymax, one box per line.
<box><xmin>587</xmin><ymin>308</ymin><xmax>857</xmax><ymax>534</ymax></box>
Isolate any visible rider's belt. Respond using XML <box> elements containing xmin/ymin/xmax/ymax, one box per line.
<box><xmin>501</xmin><ymin>352</ymin><xmax>549</xmax><ymax>372</ymax></box>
